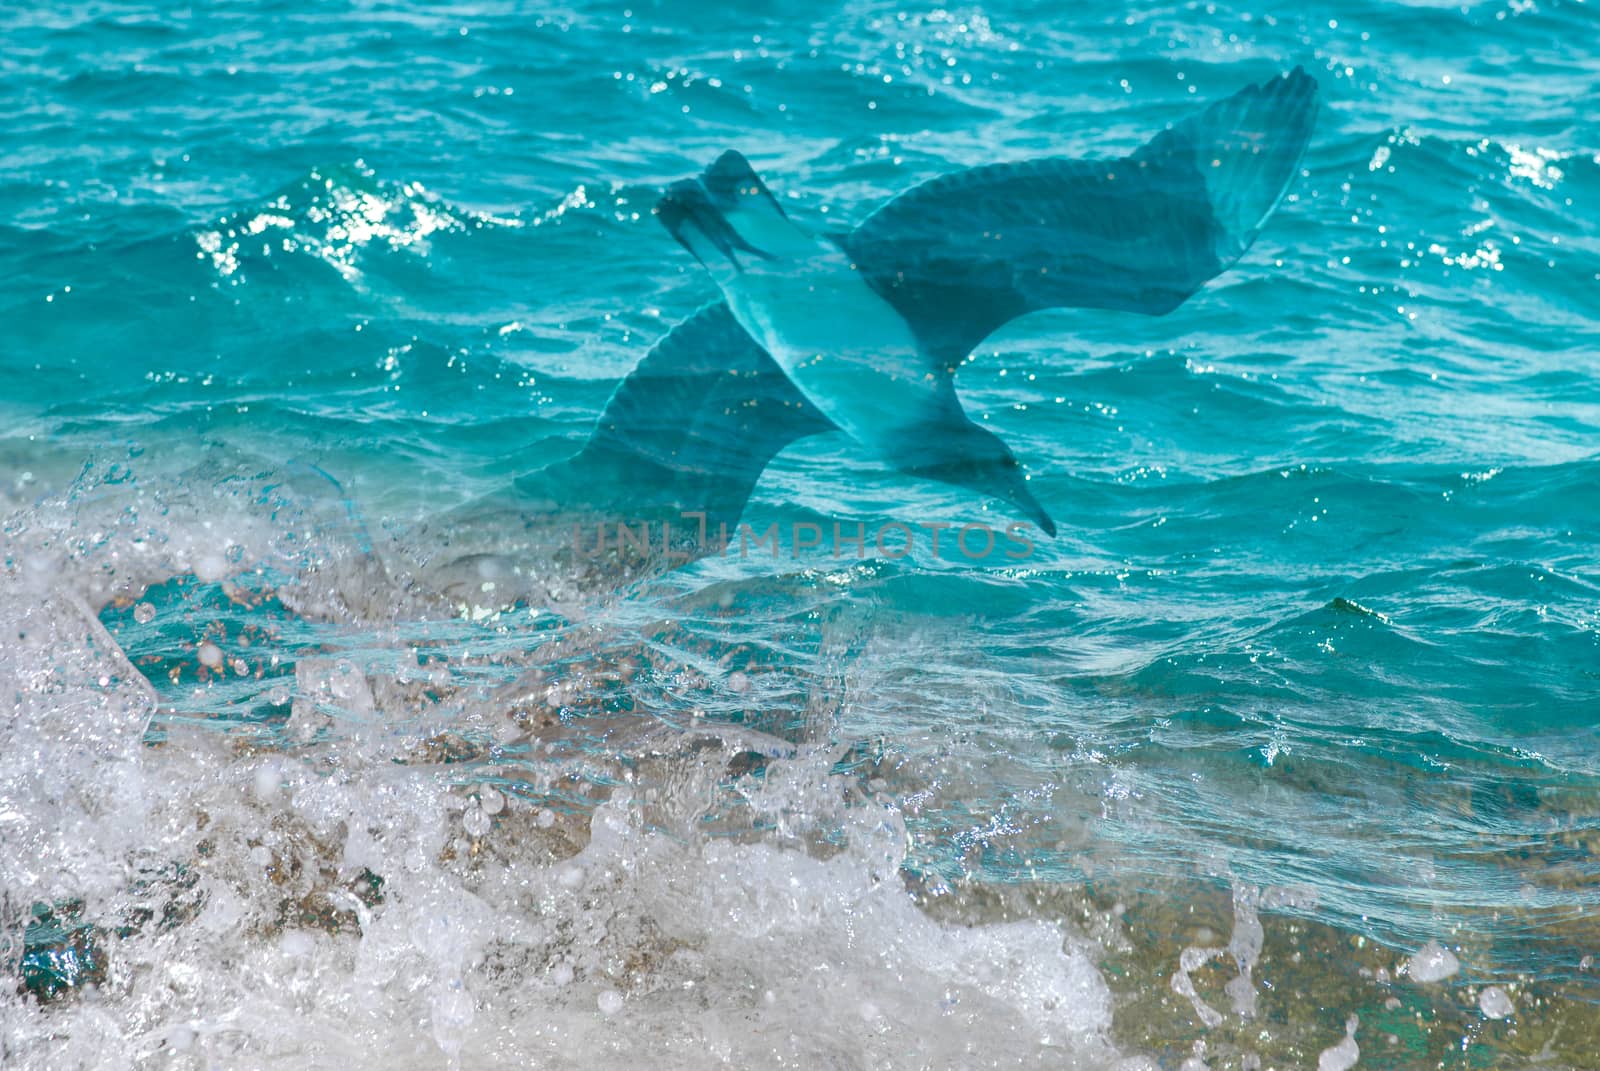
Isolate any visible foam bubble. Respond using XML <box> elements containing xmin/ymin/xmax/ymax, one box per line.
<box><xmin>1479</xmin><ymin>985</ymin><xmax>1514</xmax><ymax>1019</ymax></box>
<box><xmin>1403</xmin><ymin>940</ymin><xmax>1461</xmax><ymax>983</ymax></box>
<box><xmin>1316</xmin><ymin>1014</ymin><xmax>1360</xmax><ymax>1071</ymax></box>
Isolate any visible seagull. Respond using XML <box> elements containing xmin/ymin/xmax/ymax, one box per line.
<box><xmin>438</xmin><ymin>67</ymin><xmax>1318</xmax><ymax>598</ymax></box>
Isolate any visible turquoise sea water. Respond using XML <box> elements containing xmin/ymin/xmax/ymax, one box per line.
<box><xmin>3</xmin><ymin>2</ymin><xmax>1599</xmax><ymax>1067</ymax></box>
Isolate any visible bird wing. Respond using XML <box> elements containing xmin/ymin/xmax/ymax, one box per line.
<box><xmin>842</xmin><ymin>66</ymin><xmax>1319</xmax><ymax>371</ymax></box>
<box><xmin>526</xmin><ymin>301</ymin><xmax>835</xmax><ymax>541</ymax></box>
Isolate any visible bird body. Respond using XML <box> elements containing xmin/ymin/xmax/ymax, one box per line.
<box><xmin>521</xmin><ymin>66</ymin><xmax>1320</xmax><ymax>557</ymax></box>
<box><xmin>665</xmin><ymin>171</ymin><xmax>957</xmax><ymax>461</ymax></box>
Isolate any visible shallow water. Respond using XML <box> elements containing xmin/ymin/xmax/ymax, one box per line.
<box><xmin>3</xmin><ymin>2</ymin><xmax>1599</xmax><ymax>1068</ymax></box>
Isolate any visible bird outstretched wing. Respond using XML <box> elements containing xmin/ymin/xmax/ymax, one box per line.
<box><xmin>842</xmin><ymin>66</ymin><xmax>1319</xmax><ymax>370</ymax></box>
<box><xmin>529</xmin><ymin>301</ymin><xmax>835</xmax><ymax>540</ymax></box>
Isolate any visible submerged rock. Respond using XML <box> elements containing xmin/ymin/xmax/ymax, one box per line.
<box><xmin>18</xmin><ymin>902</ymin><xmax>106</xmax><ymax>1002</ymax></box>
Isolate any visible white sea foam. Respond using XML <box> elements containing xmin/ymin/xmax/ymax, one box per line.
<box><xmin>0</xmin><ymin>478</ymin><xmax>1127</xmax><ymax>1069</ymax></box>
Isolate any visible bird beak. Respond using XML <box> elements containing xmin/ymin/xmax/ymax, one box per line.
<box><xmin>656</xmin><ymin>178</ymin><xmax>773</xmax><ymax>272</ymax></box>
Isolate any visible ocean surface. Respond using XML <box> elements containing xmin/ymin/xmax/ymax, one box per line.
<box><xmin>2</xmin><ymin>2</ymin><xmax>1598</xmax><ymax>1068</ymax></box>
